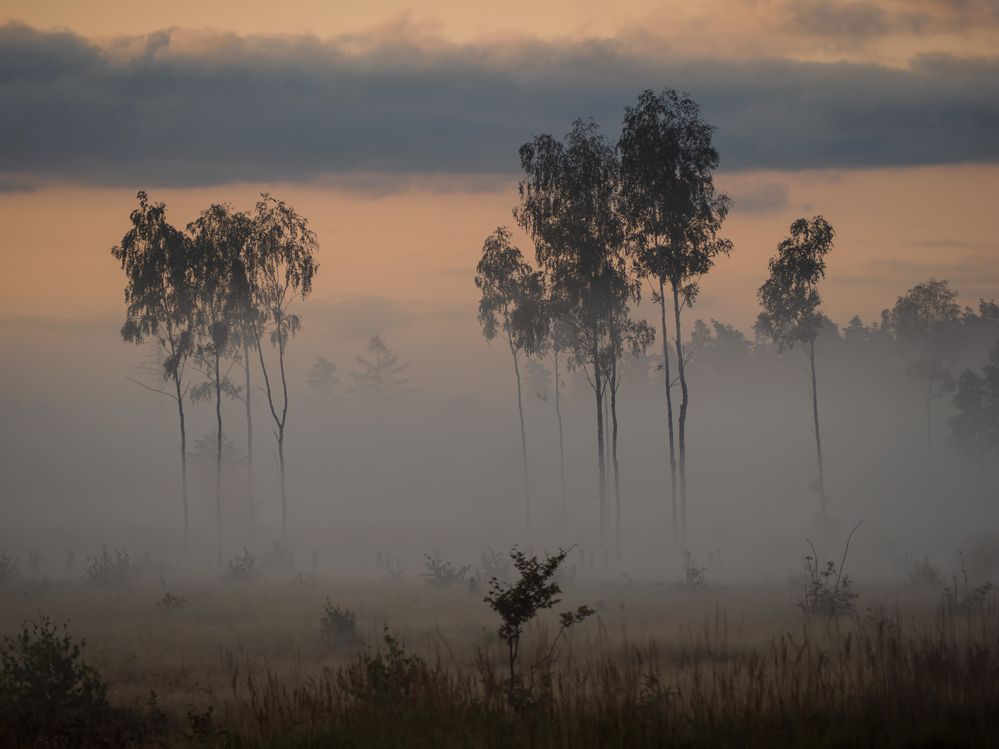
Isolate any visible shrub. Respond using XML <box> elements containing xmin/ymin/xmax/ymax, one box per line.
<box><xmin>320</xmin><ymin>600</ymin><xmax>359</xmax><ymax>644</ymax></box>
<box><xmin>225</xmin><ymin>548</ymin><xmax>262</xmax><ymax>583</ymax></box>
<box><xmin>484</xmin><ymin>547</ymin><xmax>594</xmax><ymax>693</ymax></box>
<box><xmin>422</xmin><ymin>552</ymin><xmax>471</xmax><ymax>588</ymax></box>
<box><xmin>941</xmin><ymin>551</ymin><xmax>994</xmax><ymax>614</ymax></box>
<box><xmin>676</xmin><ymin>551</ymin><xmax>709</xmax><ymax>591</ymax></box>
<box><xmin>908</xmin><ymin>555</ymin><xmax>944</xmax><ymax>588</ymax></box>
<box><xmin>339</xmin><ymin>627</ymin><xmax>426</xmax><ymax>707</ymax></box>
<box><xmin>156</xmin><ymin>592</ymin><xmax>188</xmax><ymax>610</ymax></box>
<box><xmin>796</xmin><ymin>543</ymin><xmax>859</xmax><ymax>617</ymax></box>
<box><xmin>0</xmin><ymin>552</ymin><xmax>18</xmax><ymax>587</ymax></box>
<box><xmin>84</xmin><ymin>546</ymin><xmax>132</xmax><ymax>588</ymax></box>
<box><xmin>0</xmin><ymin>617</ymin><xmax>162</xmax><ymax>745</ymax></box>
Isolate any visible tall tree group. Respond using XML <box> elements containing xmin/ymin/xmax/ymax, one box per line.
<box><xmin>112</xmin><ymin>192</ymin><xmax>319</xmax><ymax>554</ymax></box>
<box><xmin>476</xmin><ymin>89</ymin><xmax>731</xmax><ymax>556</ymax></box>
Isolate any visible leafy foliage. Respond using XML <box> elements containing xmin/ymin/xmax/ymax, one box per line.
<box><xmin>0</xmin><ymin>551</ymin><xmax>18</xmax><ymax>587</ymax></box>
<box><xmin>908</xmin><ymin>555</ymin><xmax>944</xmax><ymax>589</ymax></box>
<box><xmin>156</xmin><ymin>592</ymin><xmax>189</xmax><ymax>610</ymax></box>
<box><xmin>756</xmin><ymin>217</ymin><xmax>835</xmax><ymax>352</ymax></box>
<box><xmin>795</xmin><ymin>534</ymin><xmax>860</xmax><ymax>617</ymax></box>
<box><xmin>422</xmin><ymin>552</ymin><xmax>471</xmax><ymax>588</ymax></box>
<box><xmin>84</xmin><ymin>546</ymin><xmax>132</xmax><ymax>588</ymax></box>
<box><xmin>339</xmin><ymin>627</ymin><xmax>427</xmax><ymax>707</ymax></box>
<box><xmin>0</xmin><ymin>617</ymin><xmax>163</xmax><ymax>746</ymax></box>
<box><xmin>950</xmin><ymin>341</ymin><xmax>999</xmax><ymax>465</ymax></box>
<box><xmin>484</xmin><ymin>547</ymin><xmax>594</xmax><ymax>686</ymax></box>
<box><xmin>225</xmin><ymin>548</ymin><xmax>262</xmax><ymax>583</ymax></box>
<box><xmin>676</xmin><ymin>550</ymin><xmax>709</xmax><ymax>591</ymax></box>
<box><xmin>619</xmin><ymin>88</ymin><xmax>732</xmax><ymax>304</ymax></box>
<box><xmin>320</xmin><ymin>600</ymin><xmax>359</xmax><ymax>644</ymax></box>
<box><xmin>941</xmin><ymin>551</ymin><xmax>994</xmax><ymax>614</ymax></box>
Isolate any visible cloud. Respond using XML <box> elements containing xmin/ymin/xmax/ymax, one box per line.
<box><xmin>787</xmin><ymin>1</ymin><xmax>891</xmax><ymax>39</ymax></box>
<box><xmin>0</xmin><ymin>22</ymin><xmax>998</xmax><ymax>192</ymax></box>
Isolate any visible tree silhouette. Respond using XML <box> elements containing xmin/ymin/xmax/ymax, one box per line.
<box><xmin>618</xmin><ymin>89</ymin><xmax>732</xmax><ymax>545</ymax></box>
<box><xmin>475</xmin><ymin>228</ymin><xmax>547</xmax><ymax>532</ymax></box>
<box><xmin>756</xmin><ymin>216</ymin><xmax>835</xmax><ymax>517</ymax></box>
<box><xmin>350</xmin><ymin>334</ymin><xmax>412</xmax><ymax>399</ymax></box>
<box><xmin>516</xmin><ymin>119</ymin><xmax>625</xmax><ymax>557</ymax></box>
<box><xmin>549</xmin><ymin>316</ymin><xmax>575</xmax><ymax>526</ymax></box>
<box><xmin>243</xmin><ymin>194</ymin><xmax>319</xmax><ymax>541</ymax></box>
<box><xmin>307</xmin><ymin>357</ymin><xmax>339</xmax><ymax>398</ymax></box>
<box><xmin>951</xmin><ymin>342</ymin><xmax>999</xmax><ymax>499</ymax></box>
<box><xmin>187</xmin><ymin>203</ymin><xmax>248</xmax><ymax>564</ymax></box>
<box><xmin>605</xmin><ymin>303</ymin><xmax>655</xmax><ymax>560</ymax></box>
<box><xmin>111</xmin><ymin>191</ymin><xmax>197</xmax><ymax>544</ymax></box>
<box><xmin>889</xmin><ymin>279</ymin><xmax>963</xmax><ymax>484</ymax></box>
<box><xmin>229</xmin><ymin>257</ymin><xmax>265</xmax><ymax>533</ymax></box>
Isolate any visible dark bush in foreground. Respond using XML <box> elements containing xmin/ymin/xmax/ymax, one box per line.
<box><xmin>0</xmin><ymin>617</ymin><xmax>164</xmax><ymax>747</ymax></box>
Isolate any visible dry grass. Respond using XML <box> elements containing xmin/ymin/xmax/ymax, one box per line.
<box><xmin>1</xmin><ymin>574</ymin><xmax>997</xmax><ymax>746</ymax></box>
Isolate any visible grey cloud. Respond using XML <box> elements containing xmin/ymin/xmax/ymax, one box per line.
<box><xmin>788</xmin><ymin>1</ymin><xmax>891</xmax><ymax>38</ymax></box>
<box><xmin>1</xmin><ymin>23</ymin><xmax>998</xmax><ymax>191</ymax></box>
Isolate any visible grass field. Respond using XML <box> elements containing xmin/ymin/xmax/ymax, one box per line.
<box><xmin>1</xmin><ymin>557</ymin><xmax>997</xmax><ymax>747</ymax></box>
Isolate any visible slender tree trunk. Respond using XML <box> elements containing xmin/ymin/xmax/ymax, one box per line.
<box><xmin>659</xmin><ymin>278</ymin><xmax>678</xmax><ymax>543</ymax></box>
<box><xmin>508</xmin><ymin>332</ymin><xmax>531</xmax><ymax>533</ymax></box>
<box><xmin>593</xmin><ymin>338</ymin><xmax>607</xmax><ymax>561</ymax></box>
<box><xmin>174</xmin><ymin>374</ymin><xmax>189</xmax><ymax>547</ymax></box>
<box><xmin>277</xmin><ymin>323</ymin><xmax>290</xmax><ymax>542</ymax></box>
<box><xmin>808</xmin><ymin>340</ymin><xmax>827</xmax><ymax>516</ymax></box>
<box><xmin>251</xmin><ymin>316</ymin><xmax>288</xmax><ymax>542</ymax></box>
<box><xmin>926</xmin><ymin>371</ymin><xmax>934</xmax><ymax>486</ymax></box>
<box><xmin>554</xmin><ymin>349</ymin><xmax>567</xmax><ymax>527</ymax></box>
<box><xmin>215</xmin><ymin>351</ymin><xmax>224</xmax><ymax>566</ymax></box>
<box><xmin>244</xmin><ymin>340</ymin><xmax>255</xmax><ymax>532</ymax></box>
<box><xmin>610</xmin><ymin>361</ymin><xmax>621</xmax><ymax>563</ymax></box>
<box><xmin>671</xmin><ymin>285</ymin><xmax>690</xmax><ymax>546</ymax></box>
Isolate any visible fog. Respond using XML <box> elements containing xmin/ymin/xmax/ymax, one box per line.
<box><xmin>2</xmin><ymin>286</ymin><xmax>995</xmax><ymax>585</ymax></box>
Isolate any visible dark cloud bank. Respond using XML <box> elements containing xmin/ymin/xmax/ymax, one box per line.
<box><xmin>1</xmin><ymin>22</ymin><xmax>998</xmax><ymax>189</ymax></box>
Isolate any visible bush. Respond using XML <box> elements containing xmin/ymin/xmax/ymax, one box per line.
<box><xmin>0</xmin><ymin>552</ymin><xmax>18</xmax><ymax>587</ymax></box>
<box><xmin>339</xmin><ymin>627</ymin><xmax>426</xmax><ymax>707</ymax></box>
<box><xmin>941</xmin><ymin>551</ymin><xmax>994</xmax><ymax>614</ymax></box>
<box><xmin>156</xmin><ymin>592</ymin><xmax>188</xmax><ymax>610</ymax></box>
<box><xmin>0</xmin><ymin>617</ymin><xmax>162</xmax><ymax>745</ymax></box>
<box><xmin>484</xmin><ymin>546</ymin><xmax>594</xmax><ymax>694</ymax></box>
<box><xmin>225</xmin><ymin>548</ymin><xmax>262</xmax><ymax>583</ymax></box>
<box><xmin>320</xmin><ymin>600</ymin><xmax>359</xmax><ymax>644</ymax></box>
<box><xmin>908</xmin><ymin>555</ymin><xmax>944</xmax><ymax>588</ymax></box>
<box><xmin>84</xmin><ymin>546</ymin><xmax>132</xmax><ymax>588</ymax></box>
<box><xmin>676</xmin><ymin>551</ymin><xmax>709</xmax><ymax>591</ymax></box>
<box><xmin>422</xmin><ymin>552</ymin><xmax>471</xmax><ymax>588</ymax></box>
<box><xmin>793</xmin><ymin>524</ymin><xmax>862</xmax><ymax>617</ymax></box>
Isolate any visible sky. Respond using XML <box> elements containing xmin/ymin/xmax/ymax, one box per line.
<box><xmin>0</xmin><ymin>0</ymin><xmax>998</xmax><ymax>568</ymax></box>
<box><xmin>0</xmin><ymin>0</ymin><xmax>997</xmax><ymax>337</ymax></box>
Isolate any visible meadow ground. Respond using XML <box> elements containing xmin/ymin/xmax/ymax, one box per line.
<box><xmin>0</xmin><ymin>564</ymin><xmax>997</xmax><ymax>747</ymax></box>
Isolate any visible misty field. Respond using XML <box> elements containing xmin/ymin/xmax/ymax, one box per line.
<box><xmin>1</xmin><ymin>554</ymin><xmax>997</xmax><ymax>748</ymax></box>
